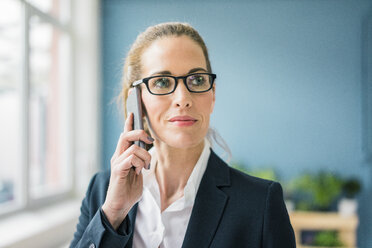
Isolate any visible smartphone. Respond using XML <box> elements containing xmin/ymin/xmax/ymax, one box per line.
<box><xmin>126</xmin><ymin>86</ymin><xmax>145</xmax><ymax>149</ymax></box>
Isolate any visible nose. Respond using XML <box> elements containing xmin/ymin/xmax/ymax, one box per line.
<box><xmin>173</xmin><ymin>79</ymin><xmax>192</xmax><ymax>109</ymax></box>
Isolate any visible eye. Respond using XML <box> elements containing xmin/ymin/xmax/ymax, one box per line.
<box><xmin>188</xmin><ymin>74</ymin><xmax>207</xmax><ymax>86</ymax></box>
<box><xmin>152</xmin><ymin>77</ymin><xmax>171</xmax><ymax>88</ymax></box>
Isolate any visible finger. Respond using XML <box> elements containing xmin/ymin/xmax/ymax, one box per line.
<box><xmin>116</xmin><ymin>144</ymin><xmax>151</xmax><ymax>169</ymax></box>
<box><xmin>124</xmin><ymin>112</ymin><xmax>133</xmax><ymax>133</ymax></box>
<box><xmin>122</xmin><ymin>129</ymin><xmax>154</xmax><ymax>145</ymax></box>
<box><xmin>111</xmin><ymin>130</ymin><xmax>153</xmax><ymax>166</ymax></box>
<box><xmin>130</xmin><ymin>154</ymin><xmax>146</xmax><ymax>169</ymax></box>
<box><xmin>130</xmin><ymin>155</ymin><xmax>144</xmax><ymax>176</ymax></box>
<box><xmin>111</xmin><ymin>155</ymin><xmax>139</xmax><ymax>178</ymax></box>
<box><xmin>113</xmin><ymin>113</ymin><xmax>135</xmax><ymax>157</ymax></box>
<box><xmin>135</xmin><ymin>166</ymin><xmax>142</xmax><ymax>175</ymax></box>
<box><xmin>112</xmin><ymin>133</ymin><xmax>130</xmax><ymax>161</ymax></box>
<box><xmin>116</xmin><ymin>154</ymin><xmax>145</xmax><ymax>176</ymax></box>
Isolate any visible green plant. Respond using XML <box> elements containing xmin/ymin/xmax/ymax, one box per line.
<box><xmin>313</xmin><ymin>231</ymin><xmax>343</xmax><ymax>247</ymax></box>
<box><xmin>342</xmin><ymin>178</ymin><xmax>361</xmax><ymax>198</ymax></box>
<box><xmin>290</xmin><ymin>171</ymin><xmax>342</xmax><ymax>211</ymax></box>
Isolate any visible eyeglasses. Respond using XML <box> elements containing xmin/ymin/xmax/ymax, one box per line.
<box><xmin>132</xmin><ymin>73</ymin><xmax>216</xmax><ymax>95</ymax></box>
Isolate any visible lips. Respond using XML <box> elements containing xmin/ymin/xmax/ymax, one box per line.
<box><xmin>168</xmin><ymin>115</ymin><xmax>197</xmax><ymax>127</ymax></box>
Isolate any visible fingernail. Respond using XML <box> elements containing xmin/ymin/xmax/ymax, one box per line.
<box><xmin>147</xmin><ymin>136</ymin><xmax>154</xmax><ymax>142</ymax></box>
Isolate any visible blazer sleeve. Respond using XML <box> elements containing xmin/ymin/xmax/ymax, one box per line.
<box><xmin>70</xmin><ymin>173</ymin><xmax>134</xmax><ymax>248</ymax></box>
<box><xmin>262</xmin><ymin>181</ymin><xmax>296</xmax><ymax>248</ymax></box>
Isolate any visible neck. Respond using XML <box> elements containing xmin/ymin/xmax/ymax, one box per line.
<box><xmin>154</xmin><ymin>139</ymin><xmax>205</xmax><ymax>211</ymax></box>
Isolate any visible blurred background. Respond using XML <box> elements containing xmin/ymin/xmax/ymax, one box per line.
<box><xmin>0</xmin><ymin>0</ymin><xmax>371</xmax><ymax>247</ymax></box>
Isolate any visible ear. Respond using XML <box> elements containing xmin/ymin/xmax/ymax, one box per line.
<box><xmin>142</xmin><ymin>102</ymin><xmax>147</xmax><ymax>118</ymax></box>
<box><xmin>128</xmin><ymin>88</ymin><xmax>133</xmax><ymax>96</ymax></box>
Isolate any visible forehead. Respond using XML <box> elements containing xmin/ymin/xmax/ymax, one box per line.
<box><xmin>141</xmin><ymin>35</ymin><xmax>207</xmax><ymax>76</ymax></box>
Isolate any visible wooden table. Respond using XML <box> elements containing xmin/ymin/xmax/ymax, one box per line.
<box><xmin>289</xmin><ymin>211</ymin><xmax>359</xmax><ymax>248</ymax></box>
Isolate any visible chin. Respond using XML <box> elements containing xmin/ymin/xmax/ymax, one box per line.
<box><xmin>162</xmin><ymin>132</ymin><xmax>205</xmax><ymax>149</ymax></box>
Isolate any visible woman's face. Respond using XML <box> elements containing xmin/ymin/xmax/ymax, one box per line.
<box><xmin>140</xmin><ymin>35</ymin><xmax>215</xmax><ymax>149</ymax></box>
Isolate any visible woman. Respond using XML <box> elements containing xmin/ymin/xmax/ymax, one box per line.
<box><xmin>71</xmin><ymin>22</ymin><xmax>295</xmax><ymax>248</ymax></box>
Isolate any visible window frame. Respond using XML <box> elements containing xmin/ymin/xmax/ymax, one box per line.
<box><xmin>0</xmin><ymin>0</ymin><xmax>75</xmax><ymax>217</ymax></box>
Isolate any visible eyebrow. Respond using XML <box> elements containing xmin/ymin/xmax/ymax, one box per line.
<box><xmin>150</xmin><ymin>67</ymin><xmax>207</xmax><ymax>76</ymax></box>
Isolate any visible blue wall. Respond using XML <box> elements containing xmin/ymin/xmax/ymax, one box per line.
<box><xmin>101</xmin><ymin>0</ymin><xmax>372</xmax><ymax>246</ymax></box>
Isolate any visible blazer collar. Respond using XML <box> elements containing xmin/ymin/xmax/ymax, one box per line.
<box><xmin>182</xmin><ymin>149</ymin><xmax>231</xmax><ymax>248</ymax></box>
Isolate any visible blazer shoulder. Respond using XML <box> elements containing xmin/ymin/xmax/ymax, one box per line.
<box><xmin>212</xmin><ymin>152</ymin><xmax>283</xmax><ymax>204</ymax></box>
<box><xmin>210</xmin><ymin>149</ymin><xmax>275</xmax><ymax>192</ymax></box>
<box><xmin>229</xmin><ymin>165</ymin><xmax>274</xmax><ymax>189</ymax></box>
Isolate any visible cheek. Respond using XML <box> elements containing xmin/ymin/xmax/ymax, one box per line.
<box><xmin>142</xmin><ymin>93</ymin><xmax>165</xmax><ymax>120</ymax></box>
<box><xmin>198</xmin><ymin>94</ymin><xmax>215</xmax><ymax>121</ymax></box>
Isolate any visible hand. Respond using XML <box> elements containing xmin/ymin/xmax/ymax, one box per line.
<box><xmin>102</xmin><ymin>113</ymin><xmax>153</xmax><ymax>230</ymax></box>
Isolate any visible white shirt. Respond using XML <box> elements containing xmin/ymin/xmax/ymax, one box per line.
<box><xmin>133</xmin><ymin>139</ymin><xmax>211</xmax><ymax>248</ymax></box>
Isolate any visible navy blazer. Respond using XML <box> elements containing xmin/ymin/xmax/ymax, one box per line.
<box><xmin>70</xmin><ymin>150</ymin><xmax>296</xmax><ymax>248</ymax></box>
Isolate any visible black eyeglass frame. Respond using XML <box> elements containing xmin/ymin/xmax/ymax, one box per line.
<box><xmin>132</xmin><ymin>72</ymin><xmax>217</xmax><ymax>95</ymax></box>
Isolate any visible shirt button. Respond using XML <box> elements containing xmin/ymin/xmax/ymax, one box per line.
<box><xmin>89</xmin><ymin>243</ymin><xmax>95</xmax><ymax>248</ymax></box>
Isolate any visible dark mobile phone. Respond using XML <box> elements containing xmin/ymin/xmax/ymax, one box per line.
<box><xmin>126</xmin><ymin>86</ymin><xmax>145</xmax><ymax>149</ymax></box>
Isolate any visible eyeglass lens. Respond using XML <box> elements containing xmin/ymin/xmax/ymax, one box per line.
<box><xmin>147</xmin><ymin>74</ymin><xmax>212</xmax><ymax>94</ymax></box>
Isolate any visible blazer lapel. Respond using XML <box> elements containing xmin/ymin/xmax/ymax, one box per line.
<box><xmin>182</xmin><ymin>150</ymin><xmax>230</xmax><ymax>248</ymax></box>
